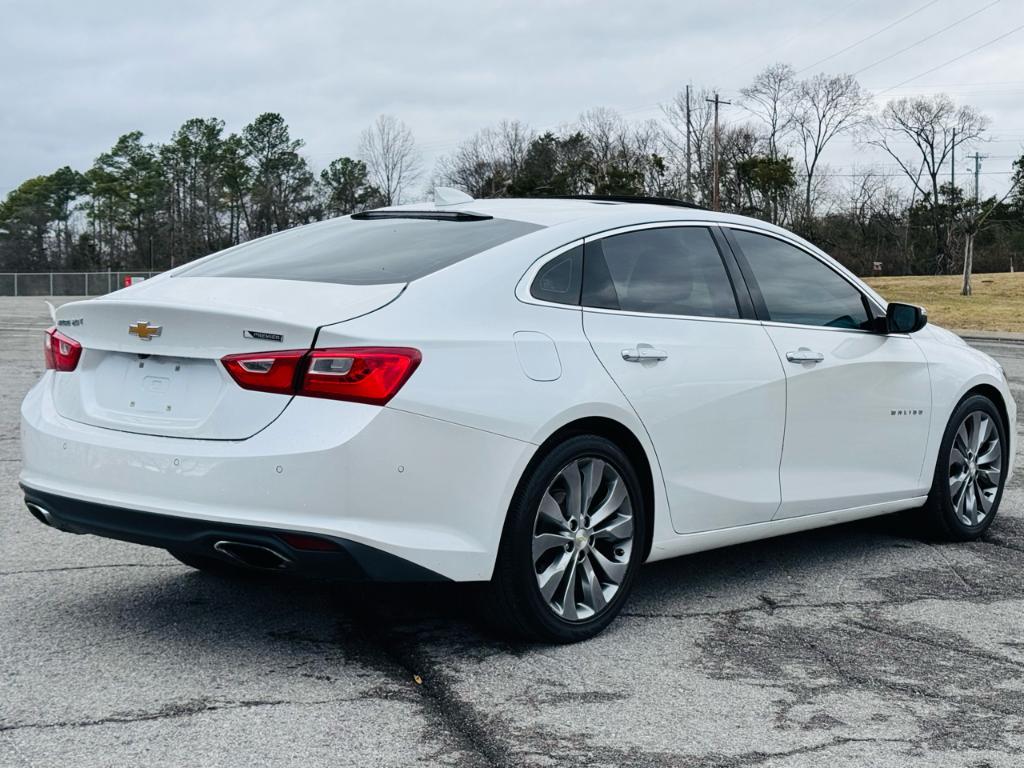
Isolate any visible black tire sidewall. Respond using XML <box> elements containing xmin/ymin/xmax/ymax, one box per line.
<box><xmin>498</xmin><ymin>434</ymin><xmax>647</xmax><ymax>643</ymax></box>
<box><xmin>931</xmin><ymin>394</ymin><xmax>1008</xmax><ymax>539</ymax></box>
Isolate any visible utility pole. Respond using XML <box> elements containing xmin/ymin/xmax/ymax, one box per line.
<box><xmin>705</xmin><ymin>92</ymin><xmax>731</xmax><ymax>212</ymax></box>
<box><xmin>968</xmin><ymin>152</ymin><xmax>986</xmax><ymax>204</ymax></box>
<box><xmin>685</xmin><ymin>84</ymin><xmax>692</xmax><ymax>202</ymax></box>
<box><xmin>946</xmin><ymin>129</ymin><xmax>954</xmax><ymax>192</ymax></box>
<box><xmin>950</xmin><ymin>128</ymin><xmax>955</xmax><ymax>189</ymax></box>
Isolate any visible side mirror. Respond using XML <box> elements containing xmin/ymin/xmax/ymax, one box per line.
<box><xmin>886</xmin><ymin>302</ymin><xmax>928</xmax><ymax>334</ymax></box>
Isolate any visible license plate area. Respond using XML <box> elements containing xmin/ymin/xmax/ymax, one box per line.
<box><xmin>90</xmin><ymin>352</ymin><xmax>224</xmax><ymax>427</ymax></box>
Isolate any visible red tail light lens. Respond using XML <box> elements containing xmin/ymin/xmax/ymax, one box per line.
<box><xmin>221</xmin><ymin>350</ymin><xmax>306</xmax><ymax>395</ymax></box>
<box><xmin>44</xmin><ymin>328</ymin><xmax>83</xmax><ymax>372</ymax></box>
<box><xmin>221</xmin><ymin>347</ymin><xmax>421</xmax><ymax>405</ymax></box>
<box><xmin>300</xmin><ymin>347</ymin><xmax>421</xmax><ymax>405</ymax></box>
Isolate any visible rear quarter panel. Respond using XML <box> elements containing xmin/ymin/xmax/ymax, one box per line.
<box><xmin>313</xmin><ymin>228</ymin><xmax>677</xmax><ymax>559</ymax></box>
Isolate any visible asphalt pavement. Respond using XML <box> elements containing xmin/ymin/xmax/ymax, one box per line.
<box><xmin>2</xmin><ymin>296</ymin><xmax>1023</xmax><ymax>767</ymax></box>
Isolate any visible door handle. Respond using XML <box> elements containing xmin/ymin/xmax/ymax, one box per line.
<box><xmin>621</xmin><ymin>346</ymin><xmax>669</xmax><ymax>363</ymax></box>
<box><xmin>785</xmin><ymin>348</ymin><xmax>824</xmax><ymax>364</ymax></box>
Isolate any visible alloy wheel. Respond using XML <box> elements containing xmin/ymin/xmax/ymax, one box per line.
<box><xmin>532</xmin><ymin>457</ymin><xmax>635</xmax><ymax>621</ymax></box>
<box><xmin>948</xmin><ymin>411</ymin><xmax>1002</xmax><ymax>527</ymax></box>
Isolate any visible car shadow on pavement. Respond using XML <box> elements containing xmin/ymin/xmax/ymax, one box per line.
<box><xmin>65</xmin><ymin>512</ymin><xmax>934</xmax><ymax>654</ymax></box>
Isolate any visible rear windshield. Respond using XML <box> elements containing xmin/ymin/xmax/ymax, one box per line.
<box><xmin>176</xmin><ymin>215</ymin><xmax>543</xmax><ymax>285</ymax></box>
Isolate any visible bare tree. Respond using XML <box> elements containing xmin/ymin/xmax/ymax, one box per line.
<box><xmin>791</xmin><ymin>73</ymin><xmax>871</xmax><ymax>224</ymax></box>
<box><xmin>359</xmin><ymin>115</ymin><xmax>421</xmax><ymax>206</ymax></box>
<box><xmin>661</xmin><ymin>88</ymin><xmax>716</xmax><ymax>205</ymax></box>
<box><xmin>740</xmin><ymin>63</ymin><xmax>797</xmax><ymax>159</ymax></box>
<box><xmin>435</xmin><ymin>120</ymin><xmax>534</xmax><ymax>197</ymax></box>
<box><xmin>631</xmin><ymin>119</ymin><xmax>669</xmax><ymax>195</ymax></box>
<box><xmin>493</xmin><ymin>120</ymin><xmax>533</xmax><ymax>187</ymax></box>
<box><xmin>959</xmin><ymin>187</ymin><xmax>1016</xmax><ymax>295</ymax></box>
<box><xmin>869</xmin><ymin>95</ymin><xmax>988</xmax><ymax>273</ymax></box>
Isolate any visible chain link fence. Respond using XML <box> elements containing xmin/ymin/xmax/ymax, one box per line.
<box><xmin>0</xmin><ymin>272</ymin><xmax>162</xmax><ymax>297</ymax></box>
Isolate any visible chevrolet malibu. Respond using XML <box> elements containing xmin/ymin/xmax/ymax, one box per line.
<box><xmin>20</xmin><ymin>193</ymin><xmax>1016</xmax><ymax>642</ymax></box>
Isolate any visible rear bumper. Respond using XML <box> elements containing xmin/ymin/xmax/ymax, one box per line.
<box><xmin>20</xmin><ymin>375</ymin><xmax>535</xmax><ymax>581</ymax></box>
<box><xmin>21</xmin><ymin>486</ymin><xmax>447</xmax><ymax>581</ymax></box>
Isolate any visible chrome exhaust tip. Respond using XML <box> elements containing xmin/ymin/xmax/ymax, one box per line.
<box><xmin>213</xmin><ymin>540</ymin><xmax>291</xmax><ymax>571</ymax></box>
<box><xmin>26</xmin><ymin>502</ymin><xmax>56</xmax><ymax>527</ymax></box>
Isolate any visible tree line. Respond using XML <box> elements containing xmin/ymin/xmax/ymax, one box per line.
<box><xmin>2</xmin><ymin>63</ymin><xmax>1022</xmax><ymax>286</ymax></box>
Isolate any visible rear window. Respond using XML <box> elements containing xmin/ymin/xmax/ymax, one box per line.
<box><xmin>175</xmin><ymin>215</ymin><xmax>543</xmax><ymax>285</ymax></box>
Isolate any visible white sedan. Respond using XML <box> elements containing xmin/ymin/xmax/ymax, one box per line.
<box><xmin>20</xmin><ymin>194</ymin><xmax>1016</xmax><ymax>642</ymax></box>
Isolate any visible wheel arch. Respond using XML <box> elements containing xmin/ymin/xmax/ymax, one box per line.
<box><xmin>516</xmin><ymin>416</ymin><xmax>657</xmax><ymax>561</ymax></box>
<box><xmin>962</xmin><ymin>383</ymin><xmax>1011</xmax><ymax>441</ymax></box>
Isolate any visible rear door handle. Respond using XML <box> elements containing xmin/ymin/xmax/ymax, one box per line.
<box><xmin>785</xmin><ymin>349</ymin><xmax>824</xmax><ymax>364</ymax></box>
<box><xmin>621</xmin><ymin>346</ymin><xmax>669</xmax><ymax>363</ymax></box>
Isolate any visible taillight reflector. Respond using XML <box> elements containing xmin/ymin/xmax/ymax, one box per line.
<box><xmin>221</xmin><ymin>347</ymin><xmax>421</xmax><ymax>406</ymax></box>
<box><xmin>44</xmin><ymin>328</ymin><xmax>82</xmax><ymax>372</ymax></box>
<box><xmin>278</xmin><ymin>533</ymin><xmax>341</xmax><ymax>551</ymax></box>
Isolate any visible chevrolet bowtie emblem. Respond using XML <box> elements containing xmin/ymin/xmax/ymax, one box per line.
<box><xmin>128</xmin><ymin>321</ymin><xmax>162</xmax><ymax>341</ymax></box>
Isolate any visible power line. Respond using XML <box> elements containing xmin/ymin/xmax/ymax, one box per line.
<box><xmin>851</xmin><ymin>0</ymin><xmax>1001</xmax><ymax>76</ymax></box>
<box><xmin>877</xmin><ymin>22</ymin><xmax>1024</xmax><ymax>94</ymax></box>
<box><xmin>796</xmin><ymin>0</ymin><xmax>942</xmax><ymax>74</ymax></box>
<box><xmin>721</xmin><ymin>0</ymin><xmax>865</xmax><ymax>80</ymax></box>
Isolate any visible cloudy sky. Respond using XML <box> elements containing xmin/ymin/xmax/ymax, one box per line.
<box><xmin>2</xmin><ymin>0</ymin><xmax>1022</xmax><ymax>200</ymax></box>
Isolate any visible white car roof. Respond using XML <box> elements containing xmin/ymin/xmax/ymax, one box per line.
<box><xmin>382</xmin><ymin>196</ymin><xmax>888</xmax><ymax>309</ymax></box>
<box><xmin>381</xmin><ymin>197</ymin><xmax>719</xmax><ymax>227</ymax></box>
<box><xmin>383</xmin><ymin>196</ymin><xmax>802</xmax><ymax>233</ymax></box>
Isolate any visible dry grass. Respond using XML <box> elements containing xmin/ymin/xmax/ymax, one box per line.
<box><xmin>865</xmin><ymin>272</ymin><xmax>1024</xmax><ymax>334</ymax></box>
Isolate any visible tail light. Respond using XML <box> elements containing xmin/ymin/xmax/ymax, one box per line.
<box><xmin>221</xmin><ymin>347</ymin><xmax>421</xmax><ymax>406</ymax></box>
<box><xmin>44</xmin><ymin>328</ymin><xmax>82</xmax><ymax>372</ymax></box>
<box><xmin>220</xmin><ymin>350</ymin><xmax>307</xmax><ymax>395</ymax></box>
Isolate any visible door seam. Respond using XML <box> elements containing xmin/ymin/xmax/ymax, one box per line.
<box><xmin>759</xmin><ymin>323</ymin><xmax>788</xmax><ymax>521</ymax></box>
<box><xmin>579</xmin><ymin>308</ymin><xmax>676</xmax><ymax>533</ymax></box>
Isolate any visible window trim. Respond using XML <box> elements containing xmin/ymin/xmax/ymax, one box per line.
<box><xmin>516</xmin><ymin>222</ymin><xmax>754</xmax><ymax>323</ymax></box>
<box><xmin>722</xmin><ymin>224</ymin><xmax>886</xmax><ymax>335</ymax></box>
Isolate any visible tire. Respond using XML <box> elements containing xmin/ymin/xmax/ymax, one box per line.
<box><xmin>919</xmin><ymin>394</ymin><xmax>1008</xmax><ymax>541</ymax></box>
<box><xmin>167</xmin><ymin>549</ymin><xmax>258</xmax><ymax>578</ymax></box>
<box><xmin>485</xmin><ymin>434</ymin><xmax>647</xmax><ymax>643</ymax></box>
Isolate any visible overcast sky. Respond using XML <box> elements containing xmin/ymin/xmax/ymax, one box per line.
<box><xmin>2</xmin><ymin>0</ymin><xmax>1022</xmax><ymax>200</ymax></box>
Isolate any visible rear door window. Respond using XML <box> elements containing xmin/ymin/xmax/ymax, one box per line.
<box><xmin>177</xmin><ymin>215</ymin><xmax>543</xmax><ymax>285</ymax></box>
<box><xmin>582</xmin><ymin>227</ymin><xmax>739</xmax><ymax>318</ymax></box>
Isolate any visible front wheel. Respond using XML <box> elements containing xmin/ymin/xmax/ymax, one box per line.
<box><xmin>485</xmin><ymin>434</ymin><xmax>647</xmax><ymax>643</ymax></box>
<box><xmin>919</xmin><ymin>394</ymin><xmax>1008</xmax><ymax>541</ymax></box>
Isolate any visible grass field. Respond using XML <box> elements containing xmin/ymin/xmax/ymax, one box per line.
<box><xmin>865</xmin><ymin>272</ymin><xmax>1024</xmax><ymax>334</ymax></box>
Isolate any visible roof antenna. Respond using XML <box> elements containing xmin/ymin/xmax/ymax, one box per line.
<box><xmin>434</xmin><ymin>187</ymin><xmax>474</xmax><ymax>206</ymax></box>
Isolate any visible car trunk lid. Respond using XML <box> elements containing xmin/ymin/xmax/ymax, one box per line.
<box><xmin>50</xmin><ymin>276</ymin><xmax>405</xmax><ymax>440</ymax></box>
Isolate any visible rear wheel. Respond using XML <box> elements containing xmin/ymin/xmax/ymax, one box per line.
<box><xmin>919</xmin><ymin>394</ymin><xmax>1007</xmax><ymax>541</ymax></box>
<box><xmin>486</xmin><ymin>434</ymin><xmax>646</xmax><ymax>643</ymax></box>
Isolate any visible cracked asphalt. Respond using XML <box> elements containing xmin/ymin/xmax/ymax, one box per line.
<box><xmin>2</xmin><ymin>296</ymin><xmax>1023</xmax><ymax>767</ymax></box>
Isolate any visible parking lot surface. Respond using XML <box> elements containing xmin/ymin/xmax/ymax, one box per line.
<box><xmin>2</xmin><ymin>296</ymin><xmax>1023</xmax><ymax>767</ymax></box>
